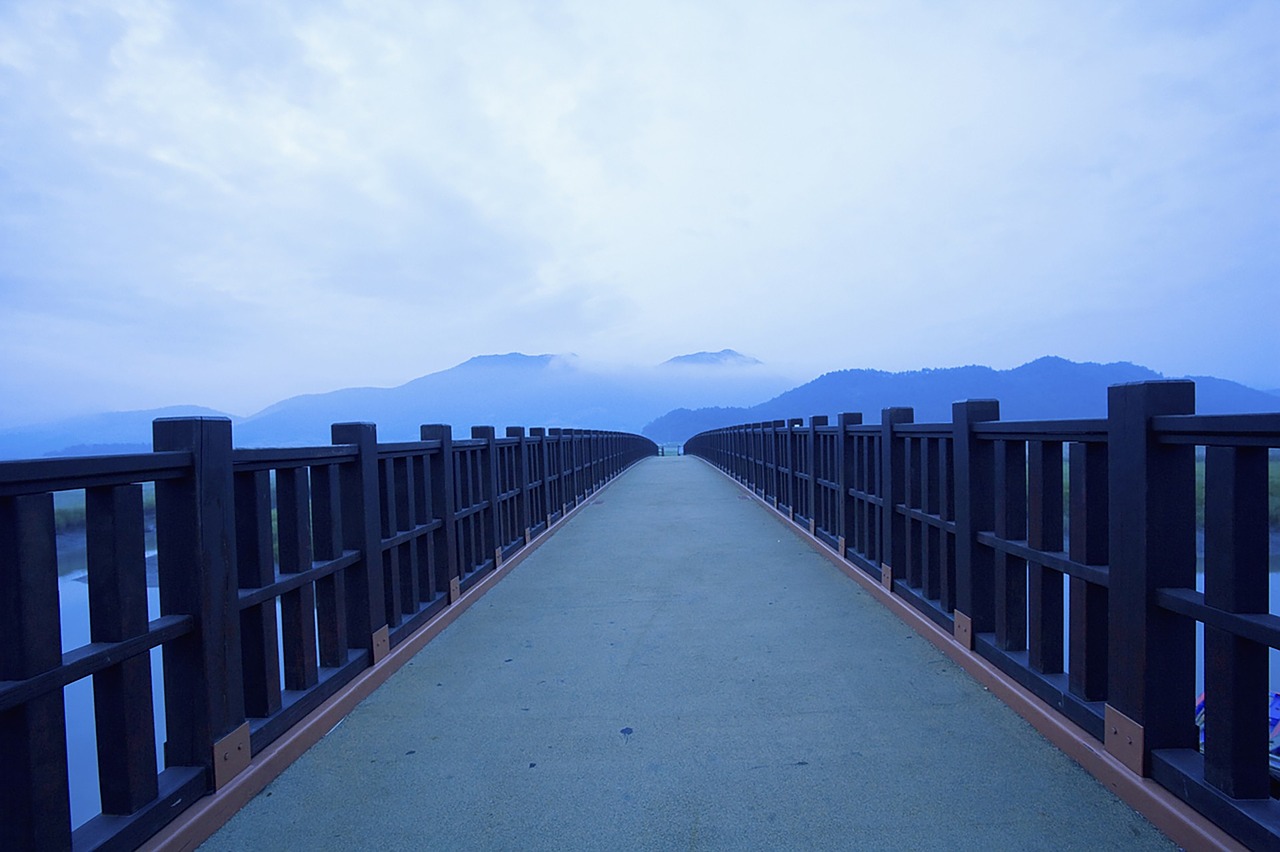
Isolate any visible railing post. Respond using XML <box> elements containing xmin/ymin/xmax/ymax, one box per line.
<box><xmin>880</xmin><ymin>407</ymin><xmax>914</xmax><ymax>590</ymax></box>
<box><xmin>332</xmin><ymin>422</ymin><xmax>389</xmax><ymax>662</ymax></box>
<box><xmin>152</xmin><ymin>417</ymin><xmax>248</xmax><ymax>791</ymax></box>
<box><xmin>951</xmin><ymin>400</ymin><xmax>999</xmax><ymax>649</ymax></box>
<box><xmin>1105</xmin><ymin>381</ymin><xmax>1197</xmax><ymax>776</ymax></box>
<box><xmin>472</xmin><ymin>426</ymin><xmax>501</xmax><ymax>568</ymax></box>
<box><xmin>0</xmin><ymin>493</ymin><xmax>71</xmax><ymax>850</ymax></box>
<box><xmin>421</xmin><ymin>425</ymin><xmax>460</xmax><ymax>603</ymax></box>
<box><xmin>837</xmin><ymin>413</ymin><xmax>862</xmax><ymax>560</ymax></box>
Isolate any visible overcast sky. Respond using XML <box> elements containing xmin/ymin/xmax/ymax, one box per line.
<box><xmin>2</xmin><ymin>1</ymin><xmax>1276</xmax><ymax>425</ymax></box>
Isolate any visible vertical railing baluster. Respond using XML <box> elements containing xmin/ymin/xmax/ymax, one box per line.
<box><xmin>1028</xmin><ymin>441</ymin><xmax>1064</xmax><ymax>674</ymax></box>
<box><xmin>87</xmin><ymin>483</ymin><xmax>160</xmax><ymax>814</ymax></box>
<box><xmin>235</xmin><ymin>469</ymin><xmax>281</xmax><ymax>717</ymax></box>
<box><xmin>396</xmin><ymin>455</ymin><xmax>418</xmax><ymax>613</ymax></box>
<box><xmin>905</xmin><ymin>435</ymin><xmax>921</xmax><ymax>588</ymax></box>
<box><xmin>378</xmin><ymin>455</ymin><xmax>401</xmax><ymax>627</ymax></box>
<box><xmin>410</xmin><ymin>453</ymin><xmax>431</xmax><ymax>606</ymax></box>
<box><xmin>838</xmin><ymin>413</ymin><xmax>861</xmax><ymax>560</ymax></box>
<box><xmin>473</xmin><ymin>426</ymin><xmax>500</xmax><ymax>570</ymax></box>
<box><xmin>311</xmin><ymin>463</ymin><xmax>348</xmax><ymax>667</ymax></box>
<box><xmin>1068</xmin><ymin>441</ymin><xmax>1108</xmax><ymax>701</ymax></box>
<box><xmin>993</xmin><ymin>439</ymin><xmax>1027</xmax><ymax>652</ymax></box>
<box><xmin>508</xmin><ymin>427</ymin><xmax>530</xmax><ymax>544</ymax></box>
<box><xmin>277</xmin><ymin>467</ymin><xmax>318</xmax><ymax>691</ymax></box>
<box><xmin>922</xmin><ymin>438</ymin><xmax>942</xmax><ymax>601</ymax></box>
<box><xmin>421</xmin><ymin>425</ymin><xmax>459</xmax><ymax>603</ymax></box>
<box><xmin>939</xmin><ymin>436</ymin><xmax>956</xmax><ymax>614</ymax></box>
<box><xmin>530</xmin><ymin>428</ymin><xmax>549</xmax><ymax>531</ymax></box>
<box><xmin>808</xmin><ymin>416</ymin><xmax>825</xmax><ymax>534</ymax></box>
<box><xmin>0</xmin><ymin>492</ymin><xmax>71</xmax><ymax>850</ymax></box>
<box><xmin>1202</xmin><ymin>445</ymin><xmax>1270</xmax><ymax>798</ymax></box>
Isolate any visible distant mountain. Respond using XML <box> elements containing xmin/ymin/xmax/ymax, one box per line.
<box><xmin>661</xmin><ymin>349</ymin><xmax>763</xmax><ymax>368</ymax></box>
<box><xmin>9</xmin><ymin>355</ymin><xmax>1274</xmax><ymax>460</ymax></box>
<box><xmin>0</xmin><ymin>405</ymin><xmax>236</xmax><ymax>460</ymax></box>
<box><xmin>643</xmin><ymin>357</ymin><xmax>1280</xmax><ymax>444</ymax></box>
<box><xmin>228</xmin><ymin>351</ymin><xmax>793</xmax><ymax>448</ymax></box>
<box><xmin>1</xmin><ymin>352</ymin><xmax>793</xmax><ymax>459</ymax></box>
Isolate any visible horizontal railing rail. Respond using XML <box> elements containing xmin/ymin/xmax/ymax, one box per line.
<box><xmin>0</xmin><ymin>418</ymin><xmax>655</xmax><ymax>851</ymax></box>
<box><xmin>685</xmin><ymin>379</ymin><xmax>1280</xmax><ymax>849</ymax></box>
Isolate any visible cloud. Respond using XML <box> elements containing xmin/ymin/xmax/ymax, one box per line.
<box><xmin>0</xmin><ymin>0</ymin><xmax>1276</xmax><ymax>424</ymax></box>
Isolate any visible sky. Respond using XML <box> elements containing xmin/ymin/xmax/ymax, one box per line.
<box><xmin>1</xmin><ymin>1</ymin><xmax>1277</xmax><ymax>425</ymax></box>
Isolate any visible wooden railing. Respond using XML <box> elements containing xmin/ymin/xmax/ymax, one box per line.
<box><xmin>0</xmin><ymin>418</ymin><xmax>655</xmax><ymax>850</ymax></box>
<box><xmin>685</xmin><ymin>380</ymin><xmax>1280</xmax><ymax>849</ymax></box>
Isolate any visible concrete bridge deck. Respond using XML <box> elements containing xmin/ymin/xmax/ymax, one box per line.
<box><xmin>200</xmin><ymin>456</ymin><xmax>1172</xmax><ymax>850</ymax></box>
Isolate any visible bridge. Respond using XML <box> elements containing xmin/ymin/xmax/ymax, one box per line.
<box><xmin>1</xmin><ymin>380</ymin><xmax>1277</xmax><ymax>849</ymax></box>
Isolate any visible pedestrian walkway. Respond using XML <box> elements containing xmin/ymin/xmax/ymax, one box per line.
<box><xmin>201</xmin><ymin>456</ymin><xmax>1172</xmax><ymax>850</ymax></box>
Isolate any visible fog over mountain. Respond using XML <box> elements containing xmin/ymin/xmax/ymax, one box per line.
<box><xmin>3</xmin><ymin>354</ymin><xmax>1277</xmax><ymax>460</ymax></box>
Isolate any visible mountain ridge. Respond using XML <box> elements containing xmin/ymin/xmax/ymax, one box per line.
<box><xmin>641</xmin><ymin>356</ymin><xmax>1279</xmax><ymax>444</ymax></box>
<box><xmin>2</xmin><ymin>354</ymin><xmax>1275</xmax><ymax>460</ymax></box>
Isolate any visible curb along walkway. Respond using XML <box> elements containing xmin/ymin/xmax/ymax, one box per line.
<box><xmin>202</xmin><ymin>457</ymin><xmax>1172</xmax><ymax>851</ymax></box>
